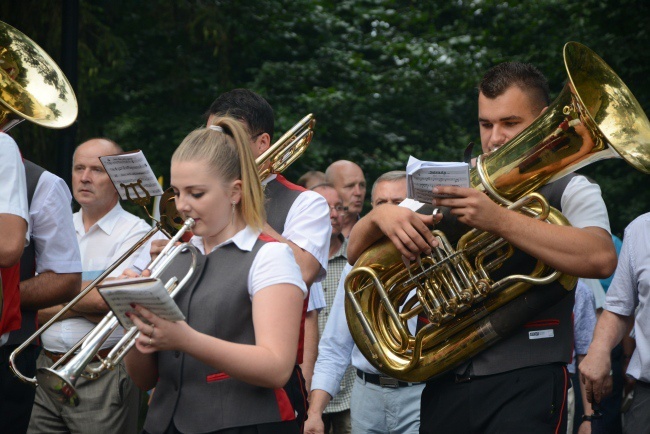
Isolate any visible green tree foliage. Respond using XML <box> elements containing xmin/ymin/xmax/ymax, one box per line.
<box><xmin>2</xmin><ymin>0</ymin><xmax>648</xmax><ymax>234</ymax></box>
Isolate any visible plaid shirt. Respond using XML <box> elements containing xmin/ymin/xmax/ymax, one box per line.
<box><xmin>318</xmin><ymin>236</ymin><xmax>355</xmax><ymax>414</ymax></box>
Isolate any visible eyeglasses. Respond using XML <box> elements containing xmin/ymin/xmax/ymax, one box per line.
<box><xmin>329</xmin><ymin>205</ymin><xmax>348</xmax><ymax>213</ymax></box>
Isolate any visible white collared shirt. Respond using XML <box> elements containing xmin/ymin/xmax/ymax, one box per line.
<box><xmin>0</xmin><ymin>133</ymin><xmax>29</xmax><ymax>242</ymax></box>
<box><xmin>28</xmin><ymin>170</ymin><xmax>82</xmax><ymax>274</ymax></box>
<box><xmin>262</xmin><ymin>174</ymin><xmax>330</xmax><ymax>311</ymax></box>
<box><xmin>605</xmin><ymin>212</ymin><xmax>650</xmax><ymax>382</ymax></box>
<box><xmin>41</xmin><ymin>203</ymin><xmax>152</xmax><ymax>352</ymax></box>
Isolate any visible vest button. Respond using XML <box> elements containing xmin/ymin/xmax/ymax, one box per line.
<box><xmin>174</xmin><ymin>351</ymin><xmax>181</xmax><ymax>358</ymax></box>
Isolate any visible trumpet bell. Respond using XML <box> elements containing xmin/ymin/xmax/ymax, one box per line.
<box><xmin>0</xmin><ymin>20</ymin><xmax>78</xmax><ymax>131</ymax></box>
<box><xmin>36</xmin><ymin>368</ymin><xmax>80</xmax><ymax>407</ymax></box>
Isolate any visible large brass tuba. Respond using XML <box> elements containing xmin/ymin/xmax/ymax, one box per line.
<box><xmin>0</xmin><ymin>20</ymin><xmax>78</xmax><ymax>318</ymax></box>
<box><xmin>345</xmin><ymin>42</ymin><xmax>650</xmax><ymax>382</ymax></box>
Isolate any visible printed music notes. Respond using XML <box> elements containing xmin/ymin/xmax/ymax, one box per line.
<box><xmin>99</xmin><ymin>150</ymin><xmax>164</xmax><ymax>204</ymax></box>
<box><xmin>406</xmin><ymin>156</ymin><xmax>470</xmax><ymax>202</ymax></box>
<box><xmin>98</xmin><ymin>277</ymin><xmax>185</xmax><ymax>329</ymax></box>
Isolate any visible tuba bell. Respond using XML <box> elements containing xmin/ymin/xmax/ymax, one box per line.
<box><xmin>345</xmin><ymin>42</ymin><xmax>650</xmax><ymax>382</ymax></box>
<box><xmin>0</xmin><ymin>20</ymin><xmax>78</xmax><ymax>318</ymax></box>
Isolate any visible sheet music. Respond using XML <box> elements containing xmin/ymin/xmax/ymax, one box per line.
<box><xmin>406</xmin><ymin>156</ymin><xmax>470</xmax><ymax>202</ymax></box>
<box><xmin>98</xmin><ymin>277</ymin><xmax>184</xmax><ymax>329</ymax></box>
<box><xmin>99</xmin><ymin>150</ymin><xmax>164</xmax><ymax>201</ymax></box>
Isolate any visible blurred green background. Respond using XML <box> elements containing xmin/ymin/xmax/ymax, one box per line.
<box><xmin>3</xmin><ymin>0</ymin><xmax>649</xmax><ymax>236</ymax></box>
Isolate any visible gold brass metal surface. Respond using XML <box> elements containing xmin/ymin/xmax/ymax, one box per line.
<box><xmin>0</xmin><ymin>20</ymin><xmax>78</xmax><ymax>323</ymax></box>
<box><xmin>345</xmin><ymin>42</ymin><xmax>650</xmax><ymax>382</ymax></box>
<box><xmin>473</xmin><ymin>42</ymin><xmax>650</xmax><ymax>200</ymax></box>
<box><xmin>0</xmin><ymin>20</ymin><xmax>78</xmax><ymax>131</ymax></box>
<box><xmin>256</xmin><ymin>113</ymin><xmax>315</xmax><ymax>180</ymax></box>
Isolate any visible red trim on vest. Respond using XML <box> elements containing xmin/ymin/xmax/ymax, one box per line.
<box><xmin>0</xmin><ymin>264</ymin><xmax>22</xmax><ymax>335</ymax></box>
<box><xmin>274</xmin><ymin>174</ymin><xmax>306</xmax><ymax>192</ymax></box>
<box><xmin>296</xmin><ymin>291</ymin><xmax>309</xmax><ymax>364</ymax></box>
<box><xmin>554</xmin><ymin>366</ymin><xmax>569</xmax><ymax>434</ymax></box>
<box><xmin>206</xmin><ymin>372</ymin><xmax>230</xmax><ymax>383</ymax></box>
<box><xmin>258</xmin><ymin>233</ymin><xmax>278</xmax><ymax>243</ymax></box>
<box><xmin>523</xmin><ymin>319</ymin><xmax>560</xmax><ymax>328</ymax></box>
<box><xmin>274</xmin><ymin>387</ymin><xmax>296</xmax><ymax>421</ymax></box>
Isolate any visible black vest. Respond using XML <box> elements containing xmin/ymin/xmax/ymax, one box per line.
<box><xmin>467</xmin><ymin>173</ymin><xmax>581</xmax><ymax>375</ymax></box>
<box><xmin>144</xmin><ymin>238</ymin><xmax>296</xmax><ymax>434</ymax></box>
<box><xmin>7</xmin><ymin>160</ymin><xmax>45</xmax><ymax>346</ymax></box>
<box><xmin>264</xmin><ymin>175</ymin><xmax>304</xmax><ymax>235</ymax></box>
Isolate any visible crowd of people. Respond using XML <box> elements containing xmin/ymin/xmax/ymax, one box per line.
<box><xmin>0</xmin><ymin>57</ymin><xmax>648</xmax><ymax>434</ymax></box>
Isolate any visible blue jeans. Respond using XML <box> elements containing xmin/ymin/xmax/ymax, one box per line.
<box><xmin>350</xmin><ymin>375</ymin><xmax>424</xmax><ymax>434</ymax></box>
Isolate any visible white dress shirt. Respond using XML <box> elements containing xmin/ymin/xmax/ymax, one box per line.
<box><xmin>605</xmin><ymin>212</ymin><xmax>650</xmax><ymax>382</ymax></box>
<box><xmin>41</xmin><ymin>203</ymin><xmax>152</xmax><ymax>352</ymax></box>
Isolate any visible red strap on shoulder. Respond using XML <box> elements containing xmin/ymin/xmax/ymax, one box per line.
<box><xmin>274</xmin><ymin>174</ymin><xmax>306</xmax><ymax>192</ymax></box>
<box><xmin>258</xmin><ymin>233</ymin><xmax>278</xmax><ymax>243</ymax></box>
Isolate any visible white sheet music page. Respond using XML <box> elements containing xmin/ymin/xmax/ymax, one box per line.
<box><xmin>99</xmin><ymin>150</ymin><xmax>164</xmax><ymax>201</ymax></box>
<box><xmin>98</xmin><ymin>277</ymin><xmax>185</xmax><ymax>329</ymax></box>
<box><xmin>406</xmin><ymin>156</ymin><xmax>470</xmax><ymax>202</ymax></box>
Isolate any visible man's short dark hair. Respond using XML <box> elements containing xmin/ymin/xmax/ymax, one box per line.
<box><xmin>478</xmin><ymin>62</ymin><xmax>551</xmax><ymax>113</ymax></box>
<box><xmin>206</xmin><ymin>89</ymin><xmax>275</xmax><ymax>140</ymax></box>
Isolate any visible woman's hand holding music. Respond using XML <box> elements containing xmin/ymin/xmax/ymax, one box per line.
<box><xmin>128</xmin><ymin>304</ymin><xmax>193</xmax><ymax>354</ymax></box>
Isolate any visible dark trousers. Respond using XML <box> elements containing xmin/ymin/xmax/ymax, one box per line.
<box><xmin>151</xmin><ymin>420</ymin><xmax>301</xmax><ymax>434</ymax></box>
<box><xmin>420</xmin><ymin>364</ymin><xmax>569</xmax><ymax>434</ymax></box>
<box><xmin>0</xmin><ymin>344</ymin><xmax>39</xmax><ymax>434</ymax></box>
<box><xmin>283</xmin><ymin>365</ymin><xmax>309</xmax><ymax>432</ymax></box>
<box><xmin>573</xmin><ymin>344</ymin><xmax>623</xmax><ymax>433</ymax></box>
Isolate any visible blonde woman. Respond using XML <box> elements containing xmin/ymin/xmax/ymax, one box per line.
<box><xmin>125</xmin><ymin>117</ymin><xmax>306</xmax><ymax>434</ymax></box>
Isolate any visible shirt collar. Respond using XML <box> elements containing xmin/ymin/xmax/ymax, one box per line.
<box><xmin>75</xmin><ymin>202</ymin><xmax>124</xmax><ymax>236</ymax></box>
<box><xmin>330</xmin><ymin>235</ymin><xmax>348</xmax><ymax>260</ymax></box>
<box><xmin>261</xmin><ymin>173</ymin><xmax>277</xmax><ymax>186</ymax></box>
<box><xmin>189</xmin><ymin>225</ymin><xmax>261</xmax><ymax>254</ymax></box>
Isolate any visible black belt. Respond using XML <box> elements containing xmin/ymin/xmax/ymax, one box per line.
<box><xmin>356</xmin><ymin>369</ymin><xmax>422</xmax><ymax>388</ymax></box>
<box><xmin>43</xmin><ymin>347</ymin><xmax>113</xmax><ymax>364</ymax></box>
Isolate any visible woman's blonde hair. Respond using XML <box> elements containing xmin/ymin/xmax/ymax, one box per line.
<box><xmin>171</xmin><ymin>116</ymin><xmax>265</xmax><ymax>230</ymax></box>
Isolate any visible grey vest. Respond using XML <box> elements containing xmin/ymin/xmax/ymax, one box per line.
<box><xmin>264</xmin><ymin>175</ymin><xmax>304</xmax><ymax>235</ymax></box>
<box><xmin>468</xmin><ymin>173</ymin><xmax>580</xmax><ymax>375</ymax></box>
<box><xmin>7</xmin><ymin>160</ymin><xmax>45</xmax><ymax>346</ymax></box>
<box><xmin>144</xmin><ymin>238</ymin><xmax>296</xmax><ymax>434</ymax></box>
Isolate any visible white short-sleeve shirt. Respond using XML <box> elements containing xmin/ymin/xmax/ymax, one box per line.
<box><xmin>41</xmin><ymin>203</ymin><xmax>152</xmax><ymax>352</ymax></box>
<box><xmin>0</xmin><ymin>133</ymin><xmax>29</xmax><ymax>242</ymax></box>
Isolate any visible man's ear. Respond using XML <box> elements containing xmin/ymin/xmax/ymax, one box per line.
<box><xmin>256</xmin><ymin>133</ymin><xmax>271</xmax><ymax>155</ymax></box>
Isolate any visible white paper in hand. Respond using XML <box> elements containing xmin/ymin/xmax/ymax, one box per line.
<box><xmin>98</xmin><ymin>277</ymin><xmax>185</xmax><ymax>329</ymax></box>
<box><xmin>406</xmin><ymin>156</ymin><xmax>470</xmax><ymax>202</ymax></box>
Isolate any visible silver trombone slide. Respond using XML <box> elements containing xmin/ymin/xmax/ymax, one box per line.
<box><xmin>34</xmin><ymin>218</ymin><xmax>196</xmax><ymax>406</ymax></box>
<box><xmin>9</xmin><ymin>225</ymin><xmax>161</xmax><ymax>386</ymax></box>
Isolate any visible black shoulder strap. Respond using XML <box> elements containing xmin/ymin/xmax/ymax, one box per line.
<box><xmin>23</xmin><ymin>160</ymin><xmax>46</xmax><ymax>208</ymax></box>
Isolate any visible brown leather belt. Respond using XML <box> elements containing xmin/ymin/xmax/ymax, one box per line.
<box><xmin>42</xmin><ymin>347</ymin><xmax>113</xmax><ymax>364</ymax></box>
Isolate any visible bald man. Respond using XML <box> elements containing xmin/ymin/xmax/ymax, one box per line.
<box><xmin>30</xmin><ymin>138</ymin><xmax>151</xmax><ymax>434</ymax></box>
<box><xmin>325</xmin><ymin>161</ymin><xmax>366</xmax><ymax>238</ymax></box>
